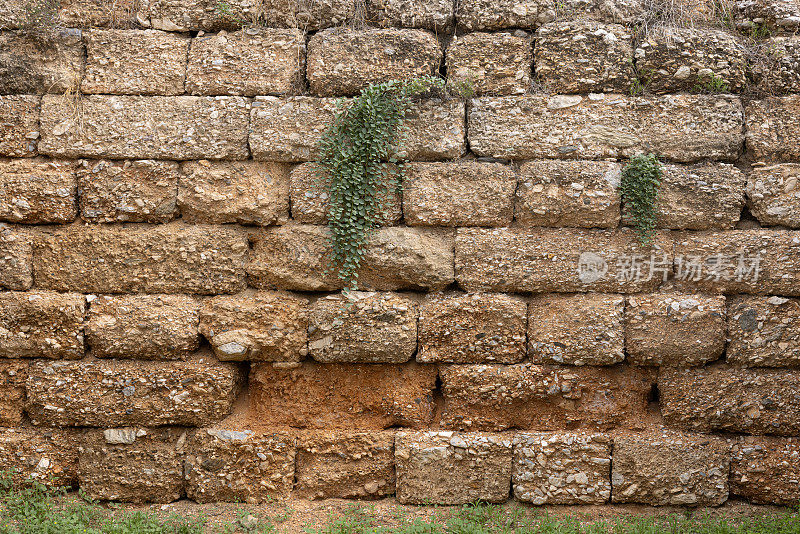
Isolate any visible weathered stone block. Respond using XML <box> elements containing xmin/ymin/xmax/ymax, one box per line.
<box><xmin>515</xmin><ymin>160</ymin><xmax>621</xmax><ymax>229</ymax></box>
<box><xmin>296</xmin><ymin>431</ymin><xmax>395</xmax><ymax>499</ymax></box>
<box><xmin>0</xmin><ymin>158</ymin><xmax>76</xmax><ymax>223</ymax></box>
<box><xmin>249</xmin><ymin>362</ymin><xmax>437</xmax><ymax>429</ymax></box>
<box><xmin>186</xmin><ymin>429</ymin><xmax>294</xmax><ymax>503</ymax></box>
<box><xmin>403</xmin><ymin>162</ymin><xmax>515</xmax><ymax>227</ymax></box>
<box><xmin>418</xmin><ymin>292</ymin><xmax>527</xmax><ymax>364</ymax></box>
<box><xmin>307</xmin><ymin>28</ymin><xmax>441</xmax><ymax>96</ymax></box>
<box><xmin>611</xmin><ymin>430</ymin><xmax>729</xmax><ymax>506</ymax></box>
<box><xmin>730</xmin><ymin>435</ymin><xmax>800</xmax><ymax>505</ymax></box>
<box><xmin>78</xmin><ymin>428</ymin><xmax>185</xmax><ymax>503</ymax></box>
<box><xmin>186</xmin><ymin>28</ymin><xmax>304</xmax><ymax>96</ymax></box>
<box><xmin>747</xmin><ymin>163</ymin><xmax>800</xmax><ymax>227</ymax></box>
<box><xmin>247</xmin><ymin>224</ymin><xmax>454</xmax><ymax>292</ymax></box>
<box><xmin>456</xmin><ymin>0</ymin><xmax>554</xmax><ymax>30</ymax></box>
<box><xmin>0</xmin><ymin>427</ymin><xmax>79</xmax><ymax>486</ymax></box>
<box><xmin>468</xmin><ymin>94</ymin><xmax>743</xmax><ymax>162</ymax></box>
<box><xmin>535</xmin><ymin>21</ymin><xmax>633</xmax><ymax>93</ymax></box>
<box><xmin>401</xmin><ymin>99</ymin><xmax>466</xmax><ymax>161</ymax></box>
<box><xmin>199</xmin><ymin>291</ymin><xmax>308</xmax><ymax>362</ymax></box>
<box><xmin>446</xmin><ymin>32</ymin><xmax>531</xmax><ymax>95</ymax></box>
<box><xmin>0</xmin><ymin>30</ymin><xmax>83</xmax><ymax>94</ymax></box>
<box><xmin>746</xmin><ymin>96</ymin><xmax>800</xmax><ymax>162</ymax></box>
<box><xmin>528</xmin><ymin>293</ymin><xmax>624</xmax><ymax>366</ymax></box>
<box><xmin>0</xmin><ymin>95</ymin><xmax>39</xmax><ymax>157</ymax></box>
<box><xmin>33</xmin><ymin>222</ymin><xmax>247</xmax><ymax>294</ymax></box>
<box><xmin>734</xmin><ymin>0</ymin><xmax>800</xmax><ymax>35</ymax></box>
<box><xmin>309</xmin><ymin>291</ymin><xmax>416</xmax><ymax>363</ymax></box>
<box><xmin>86</xmin><ymin>294</ymin><xmax>199</xmax><ymax>360</ymax></box>
<box><xmin>755</xmin><ymin>37</ymin><xmax>800</xmax><ymax>95</ymax></box>
<box><xmin>26</xmin><ymin>355</ymin><xmax>241</xmax><ymax>427</ymax></box>
<box><xmin>440</xmin><ymin>364</ymin><xmax>656</xmax><ymax>431</ymax></box>
<box><xmin>58</xmin><ymin>0</ymin><xmax>145</xmax><ymax>28</ymax></box>
<box><xmin>371</xmin><ymin>0</ymin><xmax>453</xmax><ymax>31</ymax></box>
<box><xmin>77</xmin><ymin>159</ymin><xmax>178</xmax><ymax>223</ymax></box>
<box><xmin>513</xmin><ymin>432</ymin><xmax>611</xmax><ymax>504</ymax></box>
<box><xmin>395</xmin><ymin>431</ymin><xmax>512</xmax><ymax>505</ymax></box>
<box><xmin>672</xmin><ymin>230</ymin><xmax>800</xmax><ymax>296</ymax></box>
<box><xmin>0</xmin><ymin>291</ymin><xmax>84</xmax><ymax>359</ymax></box>
<box><xmin>0</xmin><ymin>224</ymin><xmax>32</xmax><ymax>290</ymax></box>
<box><xmin>659</xmin><ymin>366</ymin><xmax>800</xmax><ymax>435</ymax></box>
<box><xmin>625</xmin><ymin>293</ymin><xmax>726</xmax><ymax>366</ymax></box>
<box><xmin>455</xmin><ymin>227</ymin><xmax>672</xmax><ymax>293</ymax></box>
<box><xmin>40</xmin><ymin>95</ymin><xmax>250</xmax><ymax>160</ymax></box>
<box><xmin>178</xmin><ymin>160</ymin><xmax>290</xmax><ymax>225</ymax></box>
<box><xmin>0</xmin><ymin>360</ymin><xmax>26</xmax><ymax>426</ymax></box>
<box><xmin>727</xmin><ymin>295</ymin><xmax>800</xmax><ymax>367</ymax></box>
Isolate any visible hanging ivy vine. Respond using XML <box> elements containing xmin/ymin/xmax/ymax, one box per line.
<box><xmin>620</xmin><ymin>153</ymin><xmax>663</xmax><ymax>246</ymax></box>
<box><xmin>315</xmin><ymin>75</ymin><xmax>446</xmax><ymax>289</ymax></box>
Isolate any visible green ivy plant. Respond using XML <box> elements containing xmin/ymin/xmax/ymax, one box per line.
<box><xmin>620</xmin><ymin>153</ymin><xmax>663</xmax><ymax>246</ymax></box>
<box><xmin>315</xmin><ymin>75</ymin><xmax>446</xmax><ymax>289</ymax></box>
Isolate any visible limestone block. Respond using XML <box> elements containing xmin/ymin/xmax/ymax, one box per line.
<box><xmin>727</xmin><ymin>295</ymin><xmax>800</xmax><ymax>367</ymax></box>
<box><xmin>0</xmin><ymin>224</ymin><xmax>32</xmax><ymax>290</ymax></box>
<box><xmin>0</xmin><ymin>95</ymin><xmax>39</xmax><ymax>157</ymax></box>
<box><xmin>0</xmin><ymin>290</ymin><xmax>85</xmax><ymax>359</ymax></box>
<box><xmin>0</xmin><ymin>427</ymin><xmax>80</xmax><ymax>486</ymax></box>
<box><xmin>370</xmin><ymin>0</ymin><xmax>453</xmax><ymax>31</ymax></box>
<box><xmin>446</xmin><ymin>32</ymin><xmax>531</xmax><ymax>95</ymax></box>
<box><xmin>730</xmin><ymin>435</ymin><xmax>800</xmax><ymax>505</ymax></box>
<box><xmin>0</xmin><ymin>158</ymin><xmax>76</xmax><ymax>223</ymax></box>
<box><xmin>747</xmin><ymin>163</ymin><xmax>800</xmax><ymax>227</ymax></box>
<box><xmin>0</xmin><ymin>29</ymin><xmax>83</xmax><ymax>93</ymax></box>
<box><xmin>734</xmin><ymin>0</ymin><xmax>800</xmax><ymax>35</ymax></box>
<box><xmin>456</xmin><ymin>0</ymin><xmax>555</xmax><ymax>30</ymax></box>
<box><xmin>746</xmin><ymin>96</ymin><xmax>800</xmax><ymax>162</ymax></box>
<box><xmin>754</xmin><ymin>37</ymin><xmax>800</xmax><ymax>95</ymax></box>
<box><xmin>0</xmin><ymin>360</ymin><xmax>26</xmax><ymax>425</ymax></box>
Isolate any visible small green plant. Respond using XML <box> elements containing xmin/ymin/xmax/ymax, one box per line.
<box><xmin>628</xmin><ymin>63</ymin><xmax>653</xmax><ymax>96</ymax></box>
<box><xmin>693</xmin><ymin>72</ymin><xmax>730</xmax><ymax>93</ymax></box>
<box><xmin>620</xmin><ymin>153</ymin><xmax>663</xmax><ymax>246</ymax></box>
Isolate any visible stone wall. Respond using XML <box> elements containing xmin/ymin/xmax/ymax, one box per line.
<box><xmin>1</xmin><ymin>0</ymin><xmax>800</xmax><ymax>507</ymax></box>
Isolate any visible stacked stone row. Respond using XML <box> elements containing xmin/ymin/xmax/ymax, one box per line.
<box><xmin>1</xmin><ymin>0</ymin><xmax>800</xmax><ymax>509</ymax></box>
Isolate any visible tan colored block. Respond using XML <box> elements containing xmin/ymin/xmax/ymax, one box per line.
<box><xmin>528</xmin><ymin>293</ymin><xmax>624</xmax><ymax>366</ymax></box>
<box><xmin>249</xmin><ymin>361</ymin><xmax>437</xmax><ymax>429</ymax></box>
<box><xmin>296</xmin><ymin>431</ymin><xmax>395</xmax><ymax>500</ymax></box>
<box><xmin>727</xmin><ymin>295</ymin><xmax>800</xmax><ymax>367</ymax></box>
<box><xmin>0</xmin><ymin>427</ymin><xmax>80</xmax><ymax>486</ymax></box>
<box><xmin>730</xmin><ymin>435</ymin><xmax>800</xmax><ymax>505</ymax></box>
<box><xmin>403</xmin><ymin>162</ymin><xmax>515</xmax><ymax>226</ymax></box>
<box><xmin>0</xmin><ymin>95</ymin><xmax>39</xmax><ymax>157</ymax></box>
<box><xmin>746</xmin><ymin>96</ymin><xmax>800</xmax><ymax>162</ymax></box>
<box><xmin>0</xmin><ymin>290</ymin><xmax>84</xmax><ymax>359</ymax></box>
<box><xmin>86</xmin><ymin>294</ymin><xmax>199</xmax><ymax>360</ymax></box>
<box><xmin>418</xmin><ymin>292</ymin><xmax>527</xmax><ymax>364</ymax></box>
<box><xmin>395</xmin><ymin>431</ymin><xmax>512</xmax><ymax>505</ymax></box>
<box><xmin>0</xmin><ymin>224</ymin><xmax>32</xmax><ymax>290</ymax></box>
<box><xmin>747</xmin><ymin>163</ymin><xmax>800</xmax><ymax>227</ymax></box>
<box><xmin>446</xmin><ymin>32</ymin><xmax>531</xmax><ymax>95</ymax></box>
<box><xmin>371</xmin><ymin>0</ymin><xmax>453</xmax><ymax>31</ymax></box>
<box><xmin>734</xmin><ymin>0</ymin><xmax>800</xmax><ymax>35</ymax></box>
<box><xmin>755</xmin><ymin>37</ymin><xmax>800</xmax><ymax>95</ymax></box>
<box><xmin>40</xmin><ymin>95</ymin><xmax>250</xmax><ymax>160</ymax></box>
<box><xmin>199</xmin><ymin>290</ymin><xmax>308</xmax><ymax>362</ymax></box>
<box><xmin>58</xmin><ymin>0</ymin><xmax>146</xmax><ymax>28</ymax></box>
<box><xmin>0</xmin><ymin>29</ymin><xmax>83</xmax><ymax>93</ymax></box>
<box><xmin>456</xmin><ymin>0</ymin><xmax>554</xmax><ymax>30</ymax></box>
<box><xmin>77</xmin><ymin>159</ymin><xmax>178</xmax><ymax>223</ymax></box>
<box><xmin>0</xmin><ymin>360</ymin><xmax>26</xmax><ymax>426</ymax></box>
<box><xmin>0</xmin><ymin>158</ymin><xmax>76</xmax><ymax>223</ymax></box>
<box><xmin>187</xmin><ymin>28</ymin><xmax>304</xmax><ymax>96</ymax></box>
<box><xmin>625</xmin><ymin>293</ymin><xmax>726</xmax><ymax>366</ymax></box>
<box><xmin>33</xmin><ymin>222</ymin><xmax>248</xmax><ymax>294</ymax></box>
<box><xmin>178</xmin><ymin>160</ymin><xmax>289</xmax><ymax>225</ymax></box>
<box><xmin>515</xmin><ymin>160</ymin><xmax>621</xmax><ymax>228</ymax></box>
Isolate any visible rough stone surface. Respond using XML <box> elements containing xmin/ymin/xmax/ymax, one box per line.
<box><xmin>625</xmin><ymin>293</ymin><xmax>727</xmax><ymax>367</ymax></box>
<box><xmin>513</xmin><ymin>432</ymin><xmax>611</xmax><ymax>505</ymax></box>
<box><xmin>446</xmin><ymin>32</ymin><xmax>531</xmax><ymax>95</ymax></box>
<box><xmin>77</xmin><ymin>159</ymin><xmax>178</xmax><ymax>223</ymax></box>
<box><xmin>0</xmin><ymin>30</ymin><xmax>83</xmax><ymax>94</ymax></box>
<box><xmin>371</xmin><ymin>0</ymin><xmax>453</xmax><ymax>31</ymax></box>
<box><xmin>403</xmin><ymin>162</ymin><xmax>516</xmax><ymax>227</ymax></box>
<box><xmin>0</xmin><ymin>95</ymin><xmax>39</xmax><ymax>157</ymax></box>
<box><xmin>0</xmin><ymin>290</ymin><xmax>85</xmax><ymax>359</ymax></box>
<box><xmin>0</xmin><ymin>224</ymin><xmax>32</xmax><ymax>290</ymax></box>
<box><xmin>309</xmin><ymin>292</ymin><xmax>416</xmax><ymax>363</ymax></box>
<box><xmin>439</xmin><ymin>364</ymin><xmax>656</xmax><ymax>431</ymax></box>
<box><xmin>659</xmin><ymin>366</ymin><xmax>800</xmax><ymax>436</ymax></box>
<box><xmin>58</xmin><ymin>0</ymin><xmax>145</xmax><ymax>28</ymax></box>
<box><xmin>199</xmin><ymin>291</ymin><xmax>308</xmax><ymax>362</ymax></box>
<box><xmin>186</xmin><ymin>429</ymin><xmax>295</xmax><ymax>503</ymax></box>
<box><xmin>249</xmin><ymin>362</ymin><xmax>437</xmax><ymax>429</ymax></box>
<box><xmin>730</xmin><ymin>435</ymin><xmax>800</xmax><ymax>505</ymax></box>
<box><xmin>528</xmin><ymin>293</ymin><xmax>624</xmax><ymax>366</ymax></box>
<box><xmin>468</xmin><ymin>94</ymin><xmax>744</xmax><ymax>162</ymax></box>
<box><xmin>78</xmin><ymin>428</ymin><xmax>186</xmax><ymax>503</ymax></box>
<box><xmin>755</xmin><ymin>36</ymin><xmax>800</xmax><ymax>95</ymax></box>
<box><xmin>515</xmin><ymin>160</ymin><xmax>621</xmax><ymax>229</ymax></box>
<box><xmin>33</xmin><ymin>222</ymin><xmax>248</xmax><ymax>294</ymax></box>
<box><xmin>417</xmin><ymin>292</ymin><xmax>527</xmax><ymax>364</ymax></box>
<box><xmin>0</xmin><ymin>360</ymin><xmax>26</xmax><ymax>426</ymax></box>
<box><xmin>611</xmin><ymin>430</ymin><xmax>729</xmax><ymax>506</ymax></box>
<box><xmin>82</xmin><ymin>29</ymin><xmax>188</xmax><ymax>95</ymax></box>
<box><xmin>296</xmin><ymin>431</ymin><xmax>395</xmax><ymax>500</ymax></box>
<box><xmin>456</xmin><ymin>0</ymin><xmax>555</xmax><ymax>30</ymax></box>
<box><xmin>535</xmin><ymin>21</ymin><xmax>633</xmax><ymax>93</ymax></box>
<box><xmin>455</xmin><ymin>227</ymin><xmax>673</xmax><ymax>293</ymax></box>
<box><xmin>395</xmin><ymin>431</ymin><xmax>513</xmax><ymax>505</ymax></box>
<box><xmin>734</xmin><ymin>0</ymin><xmax>800</xmax><ymax>35</ymax></box>
<box><xmin>40</xmin><ymin>95</ymin><xmax>250</xmax><ymax>160</ymax></box>
<box><xmin>672</xmin><ymin>230</ymin><xmax>800</xmax><ymax>296</ymax></box>
<box><xmin>746</xmin><ymin>96</ymin><xmax>800</xmax><ymax>162</ymax></box>
<box><xmin>26</xmin><ymin>355</ymin><xmax>242</xmax><ymax>427</ymax></box>
<box><xmin>247</xmin><ymin>224</ymin><xmax>454</xmax><ymax>292</ymax></box>
<box><xmin>186</xmin><ymin>28</ymin><xmax>304</xmax><ymax>96</ymax></box>
<box><xmin>0</xmin><ymin>427</ymin><xmax>79</xmax><ymax>486</ymax></box>
<box><xmin>307</xmin><ymin>28</ymin><xmax>442</xmax><ymax>96</ymax></box>
<box><xmin>0</xmin><ymin>158</ymin><xmax>77</xmax><ymax>223</ymax></box>
<box><xmin>178</xmin><ymin>160</ymin><xmax>290</xmax><ymax>225</ymax></box>
<box><xmin>86</xmin><ymin>294</ymin><xmax>200</xmax><ymax>360</ymax></box>
<box><xmin>747</xmin><ymin>163</ymin><xmax>800</xmax><ymax>227</ymax></box>
<box><xmin>727</xmin><ymin>295</ymin><xmax>800</xmax><ymax>367</ymax></box>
